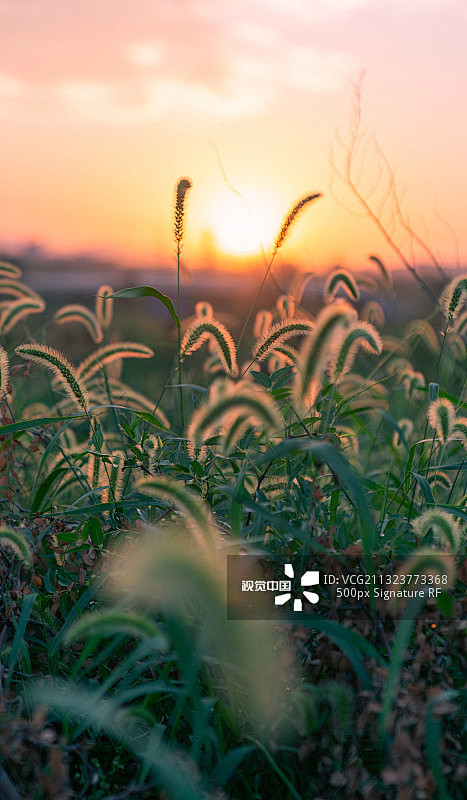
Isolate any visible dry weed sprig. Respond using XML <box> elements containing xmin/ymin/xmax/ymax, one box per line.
<box><xmin>181</xmin><ymin>319</ymin><xmax>237</xmax><ymax>375</ymax></box>
<box><xmin>427</xmin><ymin>398</ymin><xmax>456</xmax><ymax>445</ymax></box>
<box><xmin>294</xmin><ymin>303</ymin><xmax>357</xmax><ymax>409</ymax></box>
<box><xmin>330</xmin><ymin>321</ymin><xmax>382</xmax><ymax>381</ymax></box>
<box><xmin>16</xmin><ymin>343</ymin><xmax>89</xmax><ymax>412</ymax></box>
<box><xmin>0</xmin><ymin>346</ymin><xmax>10</xmax><ymax>396</ymax></box>
<box><xmin>0</xmin><ymin>261</ymin><xmax>22</xmax><ymax>279</ymax></box>
<box><xmin>0</xmin><ymin>297</ymin><xmax>45</xmax><ymax>334</ymax></box>
<box><xmin>96</xmin><ymin>285</ymin><xmax>114</xmax><ymax>329</ymax></box>
<box><xmin>272</xmin><ymin>193</ymin><xmax>322</xmax><ymax>257</ymax></box>
<box><xmin>324</xmin><ymin>269</ymin><xmax>359</xmax><ymax>303</ymax></box>
<box><xmin>78</xmin><ymin>342</ymin><xmax>154</xmax><ymax>382</ymax></box>
<box><xmin>252</xmin><ymin>319</ymin><xmax>313</xmax><ymax>364</ymax></box>
<box><xmin>54</xmin><ymin>304</ymin><xmax>103</xmax><ymax>343</ymax></box>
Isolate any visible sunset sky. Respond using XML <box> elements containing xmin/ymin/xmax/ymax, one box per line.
<box><xmin>0</xmin><ymin>0</ymin><xmax>466</xmax><ymax>272</ymax></box>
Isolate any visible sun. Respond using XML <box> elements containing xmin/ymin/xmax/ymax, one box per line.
<box><xmin>211</xmin><ymin>194</ymin><xmax>262</xmax><ymax>255</ymax></box>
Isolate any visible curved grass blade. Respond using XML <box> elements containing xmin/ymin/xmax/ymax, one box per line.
<box><xmin>110</xmin><ymin>286</ymin><xmax>180</xmax><ymax>328</ymax></box>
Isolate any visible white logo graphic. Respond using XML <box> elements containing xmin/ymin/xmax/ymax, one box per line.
<box><xmin>274</xmin><ymin>563</ymin><xmax>320</xmax><ymax>611</ymax></box>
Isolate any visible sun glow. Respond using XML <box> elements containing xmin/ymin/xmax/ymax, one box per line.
<box><xmin>207</xmin><ymin>189</ymin><xmax>280</xmax><ymax>256</ymax></box>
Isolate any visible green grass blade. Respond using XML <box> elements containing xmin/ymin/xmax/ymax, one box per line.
<box><xmin>110</xmin><ymin>286</ymin><xmax>180</xmax><ymax>328</ymax></box>
<box><xmin>7</xmin><ymin>592</ymin><xmax>37</xmax><ymax>689</ymax></box>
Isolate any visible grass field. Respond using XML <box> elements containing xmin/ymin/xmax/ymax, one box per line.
<box><xmin>0</xmin><ymin>194</ymin><xmax>465</xmax><ymax>799</ymax></box>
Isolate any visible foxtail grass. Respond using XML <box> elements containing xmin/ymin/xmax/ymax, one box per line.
<box><xmin>16</xmin><ymin>343</ymin><xmax>89</xmax><ymax>413</ymax></box>
<box><xmin>0</xmin><ymin>527</ymin><xmax>32</xmax><ymax>566</ymax></box>
<box><xmin>405</xmin><ymin>319</ymin><xmax>439</xmax><ymax>353</ymax></box>
<box><xmin>272</xmin><ymin>194</ymin><xmax>322</xmax><ymax>257</ymax></box>
<box><xmin>413</xmin><ymin>510</ymin><xmax>463</xmax><ymax>552</ymax></box>
<box><xmin>251</xmin><ymin>319</ymin><xmax>313</xmax><ymax>364</ymax></box>
<box><xmin>324</xmin><ymin>269</ymin><xmax>360</xmax><ymax>303</ymax></box>
<box><xmin>330</xmin><ymin>321</ymin><xmax>382</xmax><ymax>381</ymax></box>
<box><xmin>441</xmin><ymin>273</ymin><xmax>467</xmax><ymax>326</ymax></box>
<box><xmin>102</xmin><ymin>450</ymin><xmax>125</xmax><ymax>504</ymax></box>
<box><xmin>174</xmin><ymin>177</ymin><xmax>192</xmax><ymax>432</ymax></box>
<box><xmin>0</xmin><ymin>346</ymin><xmax>10</xmax><ymax>397</ymax></box>
<box><xmin>137</xmin><ymin>475</ymin><xmax>217</xmax><ymax>550</ymax></box>
<box><xmin>0</xmin><ymin>297</ymin><xmax>45</xmax><ymax>334</ymax></box>
<box><xmin>294</xmin><ymin>303</ymin><xmax>357</xmax><ymax>409</ymax></box>
<box><xmin>78</xmin><ymin>342</ymin><xmax>154</xmax><ymax>382</ymax></box>
<box><xmin>194</xmin><ymin>301</ymin><xmax>214</xmax><ymax>321</ymax></box>
<box><xmin>95</xmin><ymin>285</ymin><xmax>114</xmax><ymax>329</ymax></box>
<box><xmin>427</xmin><ymin>398</ymin><xmax>455</xmax><ymax>444</ymax></box>
<box><xmin>187</xmin><ymin>378</ymin><xmax>281</xmax><ymax>456</ymax></box>
<box><xmin>54</xmin><ymin>304</ymin><xmax>103</xmax><ymax>343</ymax></box>
<box><xmin>0</xmin><ymin>279</ymin><xmax>40</xmax><ymax>299</ymax></box>
<box><xmin>253</xmin><ymin>309</ymin><xmax>273</xmax><ymax>339</ymax></box>
<box><xmin>237</xmin><ymin>192</ymin><xmax>321</xmax><ymax>350</ymax></box>
<box><xmin>0</xmin><ymin>261</ymin><xmax>22</xmax><ymax>279</ymax></box>
<box><xmin>369</xmin><ymin>254</ymin><xmax>393</xmax><ymax>289</ymax></box>
<box><xmin>276</xmin><ymin>294</ymin><xmax>295</xmax><ymax>320</ymax></box>
<box><xmin>180</xmin><ymin>318</ymin><xmax>237</xmax><ymax>375</ymax></box>
<box><xmin>361</xmin><ymin>300</ymin><xmax>385</xmax><ymax>327</ymax></box>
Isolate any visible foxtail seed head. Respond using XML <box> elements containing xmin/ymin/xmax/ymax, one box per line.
<box><xmin>54</xmin><ymin>305</ymin><xmax>103</xmax><ymax>343</ymax></box>
<box><xmin>181</xmin><ymin>318</ymin><xmax>237</xmax><ymax>375</ymax></box>
<box><xmin>96</xmin><ymin>285</ymin><xmax>114</xmax><ymax>329</ymax></box>
<box><xmin>188</xmin><ymin>378</ymin><xmax>281</xmax><ymax>456</ymax></box>
<box><xmin>405</xmin><ymin>319</ymin><xmax>439</xmax><ymax>354</ymax></box>
<box><xmin>276</xmin><ymin>295</ymin><xmax>295</xmax><ymax>320</ymax></box>
<box><xmin>16</xmin><ymin>343</ymin><xmax>89</xmax><ymax>413</ymax></box>
<box><xmin>294</xmin><ymin>303</ymin><xmax>357</xmax><ymax>409</ymax></box>
<box><xmin>272</xmin><ymin>193</ymin><xmax>321</xmax><ymax>257</ymax></box>
<box><xmin>441</xmin><ymin>273</ymin><xmax>467</xmax><ymax>326</ymax></box>
<box><xmin>78</xmin><ymin>342</ymin><xmax>154</xmax><ymax>382</ymax></box>
<box><xmin>0</xmin><ymin>261</ymin><xmax>22</xmax><ymax>279</ymax></box>
<box><xmin>412</xmin><ymin>509</ymin><xmax>464</xmax><ymax>552</ymax></box>
<box><xmin>0</xmin><ymin>279</ymin><xmax>40</xmax><ymax>299</ymax></box>
<box><xmin>0</xmin><ymin>297</ymin><xmax>45</xmax><ymax>334</ymax></box>
<box><xmin>253</xmin><ymin>310</ymin><xmax>273</xmax><ymax>339</ymax></box>
<box><xmin>324</xmin><ymin>269</ymin><xmax>359</xmax><ymax>303</ymax></box>
<box><xmin>102</xmin><ymin>450</ymin><xmax>125</xmax><ymax>504</ymax></box>
<box><xmin>330</xmin><ymin>321</ymin><xmax>382</xmax><ymax>382</ymax></box>
<box><xmin>174</xmin><ymin>177</ymin><xmax>192</xmax><ymax>255</ymax></box>
<box><xmin>427</xmin><ymin>397</ymin><xmax>455</xmax><ymax>444</ymax></box>
<box><xmin>0</xmin><ymin>346</ymin><xmax>10</xmax><ymax>397</ymax></box>
<box><xmin>252</xmin><ymin>319</ymin><xmax>313</xmax><ymax>364</ymax></box>
<box><xmin>361</xmin><ymin>301</ymin><xmax>385</xmax><ymax>328</ymax></box>
<box><xmin>195</xmin><ymin>301</ymin><xmax>214</xmax><ymax>321</ymax></box>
